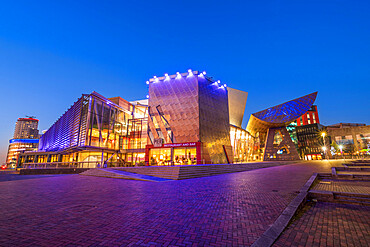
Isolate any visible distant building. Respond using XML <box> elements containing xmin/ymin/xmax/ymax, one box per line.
<box><xmin>327</xmin><ymin>123</ymin><xmax>370</xmax><ymax>156</ymax></box>
<box><xmin>6</xmin><ymin>117</ymin><xmax>40</xmax><ymax>167</ymax></box>
<box><xmin>13</xmin><ymin>117</ymin><xmax>39</xmax><ymax>139</ymax></box>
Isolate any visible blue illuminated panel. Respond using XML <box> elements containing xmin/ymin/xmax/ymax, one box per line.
<box><xmin>9</xmin><ymin>139</ymin><xmax>39</xmax><ymax>144</ymax></box>
<box><xmin>253</xmin><ymin>92</ymin><xmax>317</xmax><ymax>124</ymax></box>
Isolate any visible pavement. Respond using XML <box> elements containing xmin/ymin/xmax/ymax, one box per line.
<box><xmin>273</xmin><ymin>202</ymin><xmax>370</xmax><ymax>247</ymax></box>
<box><xmin>0</xmin><ymin>160</ymin><xmax>363</xmax><ymax>246</ymax></box>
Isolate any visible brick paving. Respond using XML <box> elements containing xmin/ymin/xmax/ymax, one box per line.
<box><xmin>274</xmin><ymin>202</ymin><xmax>370</xmax><ymax>247</ymax></box>
<box><xmin>0</xmin><ymin>160</ymin><xmax>345</xmax><ymax>246</ymax></box>
<box><xmin>313</xmin><ymin>180</ymin><xmax>370</xmax><ymax>194</ymax></box>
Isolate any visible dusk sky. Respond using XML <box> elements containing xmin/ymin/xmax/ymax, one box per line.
<box><xmin>1</xmin><ymin>0</ymin><xmax>370</xmax><ymax>163</ymax></box>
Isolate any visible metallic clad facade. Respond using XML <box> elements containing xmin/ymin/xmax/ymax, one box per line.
<box><xmin>227</xmin><ymin>87</ymin><xmax>248</xmax><ymax>128</ymax></box>
<box><xmin>38</xmin><ymin>95</ymin><xmax>88</xmax><ymax>151</ymax></box>
<box><xmin>148</xmin><ymin>74</ymin><xmax>200</xmax><ymax>144</ymax></box>
<box><xmin>198</xmin><ymin>75</ymin><xmax>232</xmax><ymax>164</ymax></box>
<box><xmin>148</xmin><ymin>72</ymin><xmax>232</xmax><ymax>164</ymax></box>
<box><xmin>246</xmin><ymin>92</ymin><xmax>318</xmax><ymax>161</ymax></box>
<box><xmin>247</xmin><ymin>92</ymin><xmax>318</xmax><ymax>135</ymax></box>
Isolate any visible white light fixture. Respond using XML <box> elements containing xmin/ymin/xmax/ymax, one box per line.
<box><xmin>146</xmin><ymin>81</ymin><xmax>149</xmax><ymax>85</ymax></box>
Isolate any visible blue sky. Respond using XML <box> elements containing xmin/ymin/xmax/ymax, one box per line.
<box><xmin>1</xmin><ymin>0</ymin><xmax>370</xmax><ymax>162</ymax></box>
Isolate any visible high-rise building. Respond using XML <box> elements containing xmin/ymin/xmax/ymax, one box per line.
<box><xmin>13</xmin><ymin>117</ymin><xmax>39</xmax><ymax>139</ymax></box>
<box><xmin>6</xmin><ymin>117</ymin><xmax>40</xmax><ymax>167</ymax></box>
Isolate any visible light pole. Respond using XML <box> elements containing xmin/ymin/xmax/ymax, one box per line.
<box><xmin>321</xmin><ymin>132</ymin><xmax>327</xmax><ymax>159</ymax></box>
<box><xmin>339</xmin><ymin>145</ymin><xmax>344</xmax><ymax>160</ymax></box>
<box><xmin>322</xmin><ymin>146</ymin><xmax>327</xmax><ymax>160</ymax></box>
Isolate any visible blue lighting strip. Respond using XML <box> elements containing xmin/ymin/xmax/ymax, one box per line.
<box><xmin>9</xmin><ymin>139</ymin><xmax>39</xmax><ymax>144</ymax></box>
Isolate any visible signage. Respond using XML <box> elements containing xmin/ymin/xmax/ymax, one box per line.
<box><xmin>163</xmin><ymin>142</ymin><xmax>197</xmax><ymax>148</ymax></box>
<box><xmin>153</xmin><ymin>138</ymin><xmax>163</xmax><ymax>147</ymax></box>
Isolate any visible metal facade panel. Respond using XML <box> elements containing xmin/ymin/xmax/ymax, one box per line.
<box><xmin>247</xmin><ymin>92</ymin><xmax>318</xmax><ymax>135</ymax></box>
<box><xmin>227</xmin><ymin>87</ymin><xmax>248</xmax><ymax>128</ymax></box>
<box><xmin>198</xmin><ymin>76</ymin><xmax>232</xmax><ymax>164</ymax></box>
<box><xmin>148</xmin><ymin>74</ymin><xmax>200</xmax><ymax>144</ymax></box>
<box><xmin>38</xmin><ymin>96</ymin><xmax>87</xmax><ymax>152</ymax></box>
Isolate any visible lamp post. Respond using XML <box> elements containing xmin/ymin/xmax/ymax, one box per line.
<box><xmin>339</xmin><ymin>145</ymin><xmax>344</xmax><ymax>160</ymax></box>
<box><xmin>321</xmin><ymin>132</ymin><xmax>327</xmax><ymax>160</ymax></box>
<box><xmin>322</xmin><ymin>146</ymin><xmax>327</xmax><ymax>160</ymax></box>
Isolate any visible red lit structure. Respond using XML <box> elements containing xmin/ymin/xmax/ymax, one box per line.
<box><xmin>296</xmin><ymin>105</ymin><xmax>320</xmax><ymax>126</ymax></box>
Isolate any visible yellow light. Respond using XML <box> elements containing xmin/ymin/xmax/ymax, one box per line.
<box><xmin>321</xmin><ymin>132</ymin><xmax>326</xmax><ymax>137</ymax></box>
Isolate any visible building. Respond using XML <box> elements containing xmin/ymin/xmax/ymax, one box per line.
<box><xmin>296</xmin><ymin>123</ymin><xmax>326</xmax><ymax>160</ymax></box>
<box><xmin>6</xmin><ymin>117</ymin><xmax>40</xmax><ymax>167</ymax></box>
<box><xmin>18</xmin><ymin>70</ymin><xmax>326</xmax><ymax>167</ymax></box>
<box><xmin>18</xmin><ymin>70</ymin><xmax>257</xmax><ymax>168</ymax></box>
<box><xmin>18</xmin><ymin>92</ymin><xmax>148</xmax><ymax>168</ymax></box>
<box><xmin>145</xmin><ymin>71</ymin><xmax>234</xmax><ymax>165</ymax></box>
<box><xmin>13</xmin><ymin>117</ymin><xmax>39</xmax><ymax>139</ymax></box>
<box><xmin>296</xmin><ymin>105</ymin><xmax>320</xmax><ymax>126</ymax></box>
<box><xmin>246</xmin><ymin>92</ymin><xmax>318</xmax><ymax>161</ymax></box>
<box><xmin>327</xmin><ymin>123</ymin><xmax>370</xmax><ymax>156</ymax></box>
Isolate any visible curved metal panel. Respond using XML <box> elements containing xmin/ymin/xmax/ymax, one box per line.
<box><xmin>247</xmin><ymin>92</ymin><xmax>317</xmax><ymax>135</ymax></box>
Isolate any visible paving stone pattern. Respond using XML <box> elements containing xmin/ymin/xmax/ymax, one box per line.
<box><xmin>313</xmin><ymin>180</ymin><xmax>370</xmax><ymax>194</ymax></box>
<box><xmin>0</xmin><ymin>161</ymin><xmax>343</xmax><ymax>246</ymax></box>
<box><xmin>274</xmin><ymin>202</ymin><xmax>370</xmax><ymax>247</ymax></box>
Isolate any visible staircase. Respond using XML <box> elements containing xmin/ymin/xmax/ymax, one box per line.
<box><xmin>79</xmin><ymin>168</ymin><xmax>168</xmax><ymax>182</ymax></box>
<box><xmin>113</xmin><ymin>162</ymin><xmax>294</xmax><ymax>180</ymax></box>
<box><xmin>309</xmin><ymin>190</ymin><xmax>370</xmax><ymax>206</ymax></box>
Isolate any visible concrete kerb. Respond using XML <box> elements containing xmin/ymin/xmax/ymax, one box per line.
<box><xmin>251</xmin><ymin>173</ymin><xmax>319</xmax><ymax>247</ymax></box>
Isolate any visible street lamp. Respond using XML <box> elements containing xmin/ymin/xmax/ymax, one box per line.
<box><xmin>339</xmin><ymin>145</ymin><xmax>344</xmax><ymax>160</ymax></box>
<box><xmin>321</xmin><ymin>132</ymin><xmax>327</xmax><ymax>159</ymax></box>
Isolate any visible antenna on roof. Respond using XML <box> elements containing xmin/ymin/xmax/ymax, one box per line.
<box><xmin>26</xmin><ymin>115</ymin><xmax>36</xmax><ymax>119</ymax></box>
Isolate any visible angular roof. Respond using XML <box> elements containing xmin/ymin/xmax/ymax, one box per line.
<box><xmin>247</xmin><ymin>92</ymin><xmax>317</xmax><ymax>135</ymax></box>
<box><xmin>227</xmin><ymin>87</ymin><xmax>248</xmax><ymax>128</ymax></box>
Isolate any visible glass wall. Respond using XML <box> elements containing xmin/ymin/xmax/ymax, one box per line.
<box><xmin>86</xmin><ymin>97</ymin><xmax>131</xmax><ymax>150</ymax></box>
<box><xmin>230</xmin><ymin>125</ymin><xmax>255</xmax><ymax>162</ymax></box>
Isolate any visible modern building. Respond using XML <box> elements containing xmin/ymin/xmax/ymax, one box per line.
<box><xmin>296</xmin><ymin>105</ymin><xmax>320</xmax><ymax>126</ymax></box>
<box><xmin>18</xmin><ymin>92</ymin><xmax>148</xmax><ymax>168</ymax></box>
<box><xmin>327</xmin><ymin>123</ymin><xmax>370</xmax><ymax>156</ymax></box>
<box><xmin>17</xmin><ymin>70</ymin><xmax>325</xmax><ymax>167</ymax></box>
<box><xmin>145</xmin><ymin>71</ymin><xmax>234</xmax><ymax>165</ymax></box>
<box><xmin>6</xmin><ymin>117</ymin><xmax>40</xmax><ymax>167</ymax></box>
<box><xmin>18</xmin><ymin>71</ymin><xmax>257</xmax><ymax>167</ymax></box>
<box><xmin>296</xmin><ymin>123</ymin><xmax>326</xmax><ymax>160</ymax></box>
<box><xmin>13</xmin><ymin>117</ymin><xmax>39</xmax><ymax>139</ymax></box>
<box><xmin>246</xmin><ymin>92</ymin><xmax>318</xmax><ymax>161</ymax></box>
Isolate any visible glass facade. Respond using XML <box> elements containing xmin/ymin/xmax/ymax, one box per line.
<box><xmin>230</xmin><ymin>125</ymin><xmax>255</xmax><ymax>162</ymax></box>
<box><xmin>19</xmin><ymin>92</ymin><xmax>148</xmax><ymax>168</ymax></box>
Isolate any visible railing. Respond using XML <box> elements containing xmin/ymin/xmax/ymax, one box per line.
<box><xmin>21</xmin><ymin>161</ymin><xmax>103</xmax><ymax>169</ymax></box>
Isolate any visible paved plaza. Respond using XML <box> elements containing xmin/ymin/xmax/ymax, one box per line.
<box><xmin>0</xmin><ymin>160</ymin><xmax>367</xmax><ymax>246</ymax></box>
<box><xmin>274</xmin><ymin>202</ymin><xmax>370</xmax><ymax>247</ymax></box>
